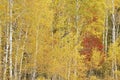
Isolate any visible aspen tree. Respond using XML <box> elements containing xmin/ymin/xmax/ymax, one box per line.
<box><xmin>8</xmin><ymin>0</ymin><xmax>13</xmax><ymax>80</ymax></box>
<box><xmin>105</xmin><ymin>0</ymin><xmax>108</xmax><ymax>55</ymax></box>
<box><xmin>3</xmin><ymin>26</ymin><xmax>9</xmax><ymax>80</ymax></box>
<box><xmin>111</xmin><ymin>0</ymin><xmax>118</xmax><ymax>80</ymax></box>
<box><xmin>18</xmin><ymin>27</ymin><xmax>28</xmax><ymax>80</ymax></box>
<box><xmin>14</xmin><ymin>26</ymin><xmax>22</xmax><ymax>80</ymax></box>
<box><xmin>74</xmin><ymin>0</ymin><xmax>79</xmax><ymax>79</ymax></box>
<box><xmin>32</xmin><ymin>26</ymin><xmax>39</xmax><ymax>80</ymax></box>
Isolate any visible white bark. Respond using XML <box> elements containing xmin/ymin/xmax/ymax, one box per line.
<box><xmin>116</xmin><ymin>24</ymin><xmax>119</xmax><ymax>38</ymax></box>
<box><xmin>18</xmin><ymin>27</ymin><xmax>28</xmax><ymax>80</ymax></box>
<box><xmin>105</xmin><ymin>10</ymin><xmax>108</xmax><ymax>55</ymax></box>
<box><xmin>3</xmin><ymin>26</ymin><xmax>9</xmax><ymax>80</ymax></box>
<box><xmin>32</xmin><ymin>26</ymin><xmax>39</xmax><ymax>80</ymax></box>
<box><xmin>112</xmin><ymin>0</ymin><xmax>116</xmax><ymax>43</ymax></box>
<box><xmin>14</xmin><ymin>27</ymin><xmax>22</xmax><ymax>80</ymax></box>
<box><xmin>112</xmin><ymin>0</ymin><xmax>118</xmax><ymax>80</ymax></box>
<box><xmin>8</xmin><ymin>0</ymin><xmax>13</xmax><ymax>80</ymax></box>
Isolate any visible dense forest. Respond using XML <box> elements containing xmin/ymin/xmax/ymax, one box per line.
<box><xmin>0</xmin><ymin>0</ymin><xmax>120</xmax><ymax>80</ymax></box>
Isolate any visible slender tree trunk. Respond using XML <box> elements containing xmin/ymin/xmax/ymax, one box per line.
<box><xmin>103</xmin><ymin>3</ymin><xmax>109</xmax><ymax>77</ymax></box>
<box><xmin>105</xmin><ymin>9</ymin><xmax>108</xmax><ymax>55</ymax></box>
<box><xmin>32</xmin><ymin>26</ymin><xmax>39</xmax><ymax>80</ymax></box>
<box><xmin>3</xmin><ymin>26</ymin><xmax>9</xmax><ymax>80</ymax></box>
<box><xmin>8</xmin><ymin>0</ymin><xmax>13</xmax><ymax>80</ymax></box>
<box><xmin>116</xmin><ymin>25</ymin><xmax>119</xmax><ymax>38</ymax></box>
<box><xmin>14</xmin><ymin>27</ymin><xmax>22</xmax><ymax>80</ymax></box>
<box><xmin>18</xmin><ymin>27</ymin><xmax>28</xmax><ymax>80</ymax></box>
<box><xmin>51</xmin><ymin>74</ymin><xmax>57</xmax><ymax>80</ymax></box>
<box><xmin>111</xmin><ymin>0</ymin><xmax>118</xmax><ymax>80</ymax></box>
<box><xmin>74</xmin><ymin>0</ymin><xmax>79</xmax><ymax>79</ymax></box>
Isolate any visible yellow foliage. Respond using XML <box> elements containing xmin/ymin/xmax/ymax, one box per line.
<box><xmin>90</xmin><ymin>76</ymin><xmax>99</xmax><ymax>80</ymax></box>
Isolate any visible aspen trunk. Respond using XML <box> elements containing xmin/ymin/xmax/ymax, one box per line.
<box><xmin>105</xmin><ymin>9</ymin><xmax>108</xmax><ymax>55</ymax></box>
<box><xmin>8</xmin><ymin>0</ymin><xmax>13</xmax><ymax>80</ymax></box>
<box><xmin>111</xmin><ymin>0</ymin><xmax>118</xmax><ymax>80</ymax></box>
<box><xmin>32</xmin><ymin>26</ymin><xmax>39</xmax><ymax>80</ymax></box>
<box><xmin>18</xmin><ymin>27</ymin><xmax>28</xmax><ymax>80</ymax></box>
<box><xmin>3</xmin><ymin>26</ymin><xmax>9</xmax><ymax>80</ymax></box>
<box><xmin>14</xmin><ymin>27</ymin><xmax>22</xmax><ymax>80</ymax></box>
<box><xmin>116</xmin><ymin>25</ymin><xmax>119</xmax><ymax>38</ymax></box>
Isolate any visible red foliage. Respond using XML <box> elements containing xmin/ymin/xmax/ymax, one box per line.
<box><xmin>80</xmin><ymin>33</ymin><xmax>104</xmax><ymax>62</ymax></box>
